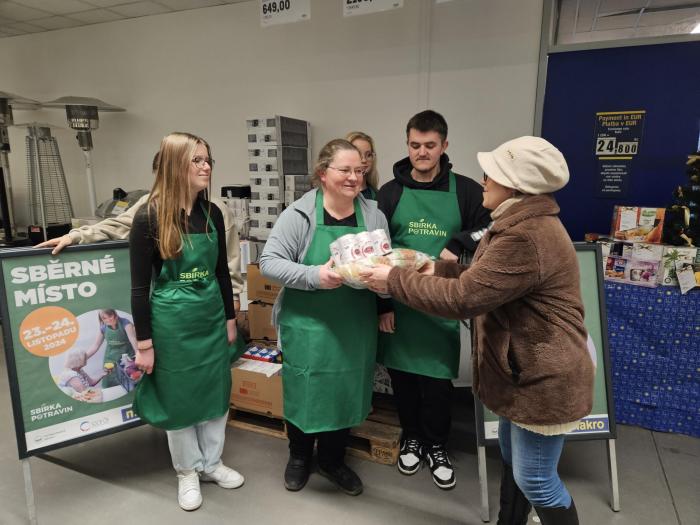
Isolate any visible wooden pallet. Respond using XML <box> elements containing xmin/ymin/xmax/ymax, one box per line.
<box><xmin>228</xmin><ymin>407</ymin><xmax>287</xmax><ymax>439</ymax></box>
<box><xmin>367</xmin><ymin>393</ymin><xmax>401</xmax><ymax>427</ymax></box>
<box><xmin>347</xmin><ymin>418</ymin><xmax>402</xmax><ymax>465</ymax></box>
<box><xmin>228</xmin><ymin>395</ymin><xmax>403</xmax><ymax>465</ymax></box>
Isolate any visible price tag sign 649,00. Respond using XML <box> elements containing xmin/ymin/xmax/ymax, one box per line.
<box><xmin>260</xmin><ymin>0</ymin><xmax>310</xmax><ymax>26</ymax></box>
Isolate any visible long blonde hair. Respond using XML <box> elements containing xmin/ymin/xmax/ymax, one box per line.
<box><xmin>148</xmin><ymin>132</ymin><xmax>212</xmax><ymax>259</ymax></box>
<box><xmin>345</xmin><ymin>131</ymin><xmax>378</xmax><ymax>191</ymax></box>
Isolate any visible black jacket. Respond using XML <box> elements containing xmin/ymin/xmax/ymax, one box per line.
<box><xmin>377</xmin><ymin>154</ymin><xmax>491</xmax><ymax>255</ymax></box>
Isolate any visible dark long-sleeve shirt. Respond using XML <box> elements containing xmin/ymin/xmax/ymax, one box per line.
<box><xmin>129</xmin><ymin>198</ymin><xmax>235</xmax><ymax>341</ymax></box>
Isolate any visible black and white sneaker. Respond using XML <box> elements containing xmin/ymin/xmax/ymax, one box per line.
<box><xmin>397</xmin><ymin>438</ymin><xmax>423</xmax><ymax>475</ymax></box>
<box><xmin>425</xmin><ymin>445</ymin><xmax>455</xmax><ymax>490</ymax></box>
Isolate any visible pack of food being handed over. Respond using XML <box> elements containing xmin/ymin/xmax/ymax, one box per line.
<box><xmin>330</xmin><ymin>229</ymin><xmax>432</xmax><ymax>289</ymax></box>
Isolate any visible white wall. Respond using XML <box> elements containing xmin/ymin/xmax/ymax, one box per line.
<box><xmin>0</xmin><ymin>0</ymin><xmax>543</xmax><ymax>221</ymax></box>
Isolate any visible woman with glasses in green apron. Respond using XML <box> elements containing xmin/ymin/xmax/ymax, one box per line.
<box><xmin>129</xmin><ymin>132</ymin><xmax>243</xmax><ymax>512</ymax></box>
<box><xmin>260</xmin><ymin>139</ymin><xmax>390</xmax><ymax>496</ymax></box>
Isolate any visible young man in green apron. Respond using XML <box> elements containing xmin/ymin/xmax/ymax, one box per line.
<box><xmin>377</xmin><ymin>110</ymin><xmax>491</xmax><ymax>489</ymax></box>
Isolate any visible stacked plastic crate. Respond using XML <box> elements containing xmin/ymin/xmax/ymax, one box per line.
<box><xmin>247</xmin><ymin>116</ymin><xmax>312</xmax><ymax>240</ymax></box>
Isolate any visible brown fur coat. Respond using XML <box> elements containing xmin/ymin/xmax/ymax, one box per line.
<box><xmin>387</xmin><ymin>194</ymin><xmax>594</xmax><ymax>425</ymax></box>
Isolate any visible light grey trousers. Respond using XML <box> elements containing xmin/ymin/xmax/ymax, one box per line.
<box><xmin>166</xmin><ymin>413</ymin><xmax>228</xmax><ymax>474</ymax></box>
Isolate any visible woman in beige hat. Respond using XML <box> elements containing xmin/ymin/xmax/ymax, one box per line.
<box><xmin>361</xmin><ymin>136</ymin><xmax>593</xmax><ymax>525</ymax></box>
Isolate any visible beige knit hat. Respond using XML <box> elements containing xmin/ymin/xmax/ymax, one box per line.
<box><xmin>477</xmin><ymin>136</ymin><xmax>569</xmax><ymax>194</ymax></box>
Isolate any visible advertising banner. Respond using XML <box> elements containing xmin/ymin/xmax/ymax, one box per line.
<box><xmin>0</xmin><ymin>242</ymin><xmax>142</xmax><ymax>458</ymax></box>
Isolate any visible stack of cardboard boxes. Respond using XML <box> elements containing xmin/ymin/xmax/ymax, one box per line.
<box><xmin>230</xmin><ymin>263</ymin><xmax>284</xmax><ymax>418</ymax></box>
<box><xmin>247</xmin><ymin>116</ymin><xmax>312</xmax><ymax>240</ymax></box>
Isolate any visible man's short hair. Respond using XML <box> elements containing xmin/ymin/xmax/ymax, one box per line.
<box><xmin>406</xmin><ymin>110</ymin><xmax>448</xmax><ymax>142</ymax></box>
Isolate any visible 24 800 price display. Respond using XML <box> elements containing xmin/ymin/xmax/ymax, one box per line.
<box><xmin>262</xmin><ymin>0</ymin><xmax>291</xmax><ymax>15</ymax></box>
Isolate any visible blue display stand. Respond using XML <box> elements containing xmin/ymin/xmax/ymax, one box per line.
<box><xmin>605</xmin><ymin>282</ymin><xmax>699</xmax><ymax>437</ymax></box>
<box><xmin>541</xmin><ymin>41</ymin><xmax>700</xmax><ymax>241</ymax></box>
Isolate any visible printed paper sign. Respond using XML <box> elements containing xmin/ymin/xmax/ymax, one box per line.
<box><xmin>594</xmin><ymin>110</ymin><xmax>646</xmax><ymax>197</ymax></box>
<box><xmin>260</xmin><ymin>0</ymin><xmax>310</xmax><ymax>27</ymax></box>
<box><xmin>343</xmin><ymin>0</ymin><xmax>403</xmax><ymax>17</ymax></box>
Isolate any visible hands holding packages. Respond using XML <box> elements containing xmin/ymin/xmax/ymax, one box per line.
<box><xmin>334</xmin><ymin>248</ymin><xmax>432</xmax><ymax>290</ymax></box>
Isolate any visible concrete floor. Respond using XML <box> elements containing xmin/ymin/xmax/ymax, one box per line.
<box><xmin>1</xmin><ymin>352</ymin><xmax>698</xmax><ymax>525</ymax></box>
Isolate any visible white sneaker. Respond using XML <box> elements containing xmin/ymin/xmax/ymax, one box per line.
<box><xmin>200</xmin><ymin>463</ymin><xmax>245</xmax><ymax>489</ymax></box>
<box><xmin>177</xmin><ymin>470</ymin><xmax>202</xmax><ymax>511</ymax></box>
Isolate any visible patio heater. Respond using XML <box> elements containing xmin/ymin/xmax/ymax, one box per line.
<box><xmin>0</xmin><ymin>91</ymin><xmax>40</xmax><ymax>246</ymax></box>
<box><xmin>21</xmin><ymin>123</ymin><xmax>73</xmax><ymax>244</ymax></box>
<box><xmin>42</xmin><ymin>96</ymin><xmax>125</xmax><ymax>215</ymax></box>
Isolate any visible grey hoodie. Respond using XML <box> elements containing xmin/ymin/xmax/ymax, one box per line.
<box><xmin>259</xmin><ymin>189</ymin><xmax>389</xmax><ymax>326</ymax></box>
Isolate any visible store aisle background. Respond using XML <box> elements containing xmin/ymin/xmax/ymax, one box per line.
<box><xmin>0</xmin><ymin>341</ymin><xmax>697</xmax><ymax>525</ymax></box>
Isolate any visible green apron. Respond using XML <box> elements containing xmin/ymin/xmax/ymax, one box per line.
<box><xmin>102</xmin><ymin>319</ymin><xmax>133</xmax><ymax>388</ymax></box>
<box><xmin>133</xmin><ymin>205</ymin><xmax>231</xmax><ymax>430</ymax></box>
<box><xmin>378</xmin><ymin>172</ymin><xmax>462</xmax><ymax>379</ymax></box>
<box><xmin>279</xmin><ymin>191</ymin><xmax>378</xmax><ymax>433</ymax></box>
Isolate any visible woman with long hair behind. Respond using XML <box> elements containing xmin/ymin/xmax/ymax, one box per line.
<box><xmin>346</xmin><ymin>131</ymin><xmax>379</xmax><ymax>200</ymax></box>
<box><xmin>129</xmin><ymin>132</ymin><xmax>243</xmax><ymax>511</ymax></box>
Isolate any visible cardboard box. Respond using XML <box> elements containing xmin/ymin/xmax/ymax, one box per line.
<box><xmin>248</xmin><ymin>301</ymin><xmax>277</xmax><ymax>340</ymax></box>
<box><xmin>249</xmin><ymin>227</ymin><xmax>272</xmax><ymax>240</ymax></box>
<box><xmin>249</xmin><ymin>159</ymin><xmax>279</xmax><ymax>172</ymax></box>
<box><xmin>246</xmin><ymin>117</ymin><xmax>277</xmax><ymax>132</ymax></box>
<box><xmin>248</xmin><ymin>145</ymin><xmax>277</xmax><ymax>160</ymax></box>
<box><xmin>246</xmin><ymin>264</ymin><xmax>281</xmax><ymax>304</ymax></box>
<box><xmin>610</xmin><ymin>206</ymin><xmax>665</xmax><ymax>243</ymax></box>
<box><xmin>250</xmin><ymin>200</ymin><xmax>284</xmax><ymax>216</ymax></box>
<box><xmin>247</xmin><ymin>131</ymin><xmax>278</xmax><ymax>145</ymax></box>
<box><xmin>285</xmin><ymin>174</ymin><xmax>312</xmax><ymax>191</ymax></box>
<box><xmin>230</xmin><ymin>358</ymin><xmax>283</xmax><ymax>418</ymax></box>
<box><xmin>249</xmin><ymin>217</ymin><xmax>276</xmax><ymax>230</ymax></box>
<box><xmin>284</xmin><ymin>189</ymin><xmax>307</xmax><ymax>205</ymax></box>
<box><xmin>251</xmin><ymin>187</ymin><xmax>282</xmax><ymax>201</ymax></box>
<box><xmin>250</xmin><ymin>171</ymin><xmax>283</xmax><ymax>188</ymax></box>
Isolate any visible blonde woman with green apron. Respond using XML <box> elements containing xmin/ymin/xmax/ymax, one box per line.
<box><xmin>129</xmin><ymin>133</ymin><xmax>243</xmax><ymax>512</ymax></box>
<box><xmin>260</xmin><ymin>139</ymin><xmax>390</xmax><ymax>496</ymax></box>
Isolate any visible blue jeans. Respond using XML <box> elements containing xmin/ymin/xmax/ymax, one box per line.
<box><xmin>498</xmin><ymin>417</ymin><xmax>572</xmax><ymax>508</ymax></box>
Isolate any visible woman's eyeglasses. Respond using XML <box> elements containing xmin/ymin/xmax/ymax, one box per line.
<box><xmin>192</xmin><ymin>156</ymin><xmax>215</xmax><ymax>168</ymax></box>
<box><xmin>328</xmin><ymin>166</ymin><xmax>366</xmax><ymax>177</ymax></box>
<box><xmin>360</xmin><ymin>152</ymin><xmax>375</xmax><ymax>161</ymax></box>
<box><xmin>482</xmin><ymin>173</ymin><xmax>489</xmax><ymax>183</ymax></box>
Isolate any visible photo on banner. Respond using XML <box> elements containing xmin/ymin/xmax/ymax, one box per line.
<box><xmin>0</xmin><ymin>241</ymin><xmax>142</xmax><ymax>458</ymax></box>
<box><xmin>474</xmin><ymin>243</ymin><xmax>616</xmax><ymax>444</ymax></box>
